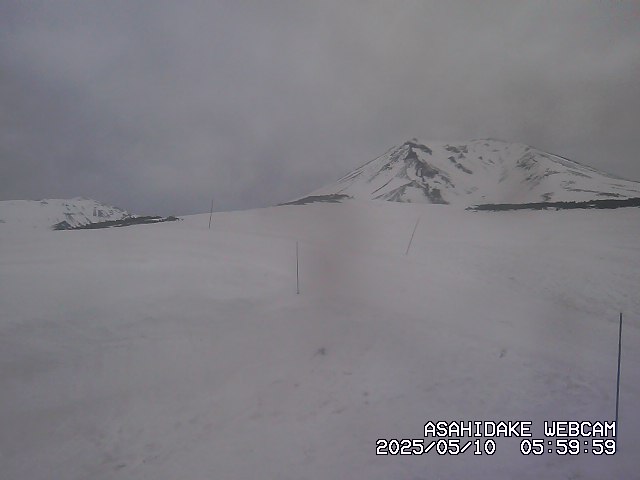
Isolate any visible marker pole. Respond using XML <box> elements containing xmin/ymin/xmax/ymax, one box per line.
<box><xmin>296</xmin><ymin>241</ymin><xmax>300</xmax><ymax>294</ymax></box>
<box><xmin>615</xmin><ymin>312</ymin><xmax>623</xmax><ymax>441</ymax></box>
<box><xmin>405</xmin><ymin>216</ymin><xmax>421</xmax><ymax>256</ymax></box>
<box><xmin>208</xmin><ymin>198</ymin><xmax>214</xmax><ymax>229</ymax></box>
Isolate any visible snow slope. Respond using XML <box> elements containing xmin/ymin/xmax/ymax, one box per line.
<box><xmin>1</xmin><ymin>200</ymin><xmax>639</xmax><ymax>479</ymax></box>
<box><xmin>0</xmin><ymin>198</ymin><xmax>130</xmax><ymax>230</ymax></box>
<box><xmin>310</xmin><ymin>139</ymin><xmax>640</xmax><ymax>205</ymax></box>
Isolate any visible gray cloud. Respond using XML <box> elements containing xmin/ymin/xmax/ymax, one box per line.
<box><xmin>2</xmin><ymin>0</ymin><xmax>639</xmax><ymax>214</ymax></box>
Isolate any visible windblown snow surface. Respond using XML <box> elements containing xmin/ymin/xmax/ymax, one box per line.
<box><xmin>1</xmin><ymin>200</ymin><xmax>639</xmax><ymax>479</ymax></box>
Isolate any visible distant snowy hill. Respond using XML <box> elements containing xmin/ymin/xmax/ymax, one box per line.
<box><xmin>309</xmin><ymin>139</ymin><xmax>640</xmax><ymax>205</ymax></box>
<box><xmin>0</xmin><ymin>198</ymin><xmax>130</xmax><ymax>230</ymax></box>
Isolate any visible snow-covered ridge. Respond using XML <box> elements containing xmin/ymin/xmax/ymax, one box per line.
<box><xmin>0</xmin><ymin>197</ymin><xmax>130</xmax><ymax>230</ymax></box>
<box><xmin>310</xmin><ymin>138</ymin><xmax>640</xmax><ymax>205</ymax></box>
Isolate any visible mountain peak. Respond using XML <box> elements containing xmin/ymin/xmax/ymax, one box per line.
<box><xmin>307</xmin><ymin>140</ymin><xmax>640</xmax><ymax>206</ymax></box>
<box><xmin>0</xmin><ymin>198</ymin><xmax>130</xmax><ymax>230</ymax></box>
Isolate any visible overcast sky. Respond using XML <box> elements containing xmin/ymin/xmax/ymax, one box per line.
<box><xmin>1</xmin><ymin>1</ymin><xmax>639</xmax><ymax>215</ymax></box>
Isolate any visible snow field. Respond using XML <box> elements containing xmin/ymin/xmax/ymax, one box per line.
<box><xmin>1</xmin><ymin>200</ymin><xmax>639</xmax><ymax>479</ymax></box>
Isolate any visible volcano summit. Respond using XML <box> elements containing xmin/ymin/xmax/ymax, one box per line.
<box><xmin>307</xmin><ymin>139</ymin><xmax>640</xmax><ymax>206</ymax></box>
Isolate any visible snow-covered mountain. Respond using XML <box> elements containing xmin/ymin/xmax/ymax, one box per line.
<box><xmin>310</xmin><ymin>139</ymin><xmax>640</xmax><ymax>205</ymax></box>
<box><xmin>0</xmin><ymin>197</ymin><xmax>130</xmax><ymax>230</ymax></box>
